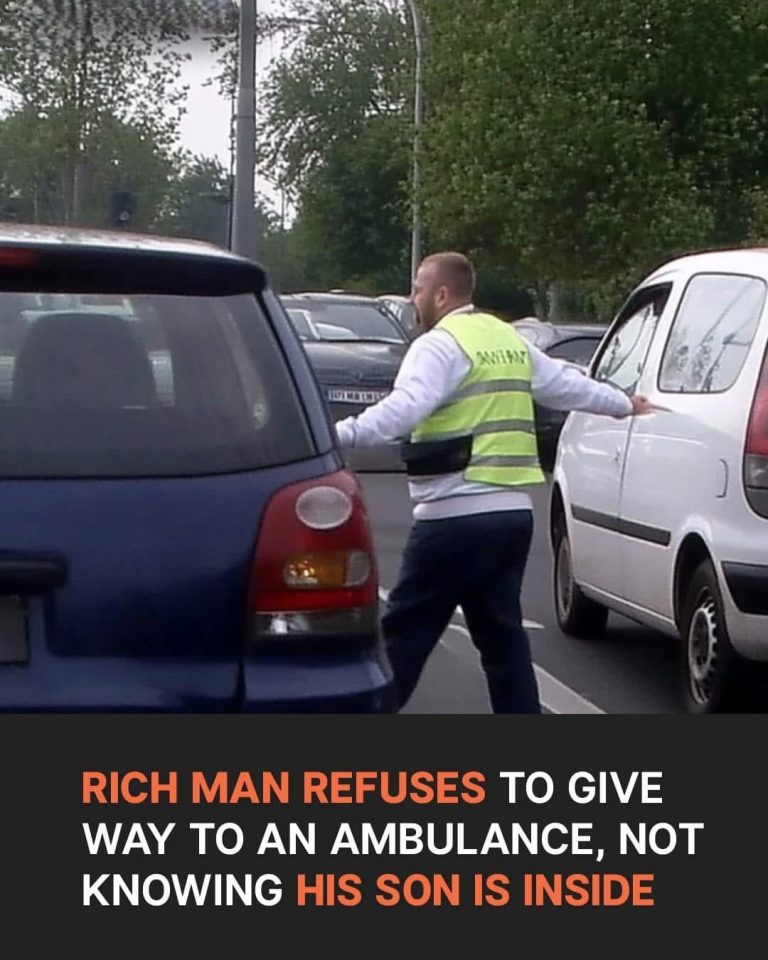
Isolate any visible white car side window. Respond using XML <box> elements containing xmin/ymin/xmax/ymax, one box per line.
<box><xmin>594</xmin><ymin>292</ymin><xmax>667</xmax><ymax>393</ymax></box>
<box><xmin>659</xmin><ymin>273</ymin><xmax>765</xmax><ymax>394</ymax></box>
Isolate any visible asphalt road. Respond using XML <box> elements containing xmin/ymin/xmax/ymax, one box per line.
<box><xmin>358</xmin><ymin>473</ymin><xmax>682</xmax><ymax>715</ymax></box>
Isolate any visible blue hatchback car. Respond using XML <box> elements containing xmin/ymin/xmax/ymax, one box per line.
<box><xmin>0</xmin><ymin>226</ymin><xmax>393</xmax><ymax>712</ymax></box>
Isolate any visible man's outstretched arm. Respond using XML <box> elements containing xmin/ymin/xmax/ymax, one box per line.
<box><xmin>529</xmin><ymin>343</ymin><xmax>655</xmax><ymax>418</ymax></box>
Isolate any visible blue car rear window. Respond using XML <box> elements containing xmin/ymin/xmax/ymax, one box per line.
<box><xmin>0</xmin><ymin>292</ymin><xmax>315</xmax><ymax>477</ymax></box>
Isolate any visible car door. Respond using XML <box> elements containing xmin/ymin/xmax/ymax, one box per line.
<box><xmin>619</xmin><ymin>270</ymin><xmax>767</xmax><ymax>622</ymax></box>
<box><xmin>559</xmin><ymin>284</ymin><xmax>671</xmax><ymax>599</ymax></box>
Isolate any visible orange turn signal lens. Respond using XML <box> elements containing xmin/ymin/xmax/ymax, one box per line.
<box><xmin>283</xmin><ymin>550</ymin><xmax>371</xmax><ymax>589</ymax></box>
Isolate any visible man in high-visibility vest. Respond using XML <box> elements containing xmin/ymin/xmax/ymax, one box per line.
<box><xmin>335</xmin><ymin>252</ymin><xmax>652</xmax><ymax>713</ymax></box>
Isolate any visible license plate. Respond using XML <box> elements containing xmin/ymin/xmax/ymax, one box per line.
<box><xmin>326</xmin><ymin>388</ymin><xmax>388</xmax><ymax>404</ymax></box>
<box><xmin>0</xmin><ymin>596</ymin><xmax>28</xmax><ymax>664</ymax></box>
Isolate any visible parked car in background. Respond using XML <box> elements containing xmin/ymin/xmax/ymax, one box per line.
<box><xmin>0</xmin><ymin>227</ymin><xmax>392</xmax><ymax>713</ymax></box>
<box><xmin>281</xmin><ymin>292</ymin><xmax>411</xmax><ymax>471</ymax></box>
<box><xmin>551</xmin><ymin>248</ymin><xmax>768</xmax><ymax>713</ymax></box>
<box><xmin>513</xmin><ymin>320</ymin><xmax>608</xmax><ymax>471</ymax></box>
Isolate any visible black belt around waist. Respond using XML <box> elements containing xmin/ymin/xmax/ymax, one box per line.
<box><xmin>400</xmin><ymin>435</ymin><xmax>473</xmax><ymax>476</ymax></box>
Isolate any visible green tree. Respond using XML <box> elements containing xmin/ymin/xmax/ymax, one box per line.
<box><xmin>154</xmin><ymin>153</ymin><xmax>281</xmax><ymax>256</ymax></box>
<box><xmin>421</xmin><ymin>0</ymin><xmax>768</xmax><ymax>318</ymax></box>
<box><xmin>0</xmin><ymin>106</ymin><xmax>173</xmax><ymax>229</ymax></box>
<box><xmin>155</xmin><ymin>154</ymin><xmax>232</xmax><ymax>246</ymax></box>
<box><xmin>259</xmin><ymin>0</ymin><xmax>413</xmax><ymax>292</ymax></box>
<box><xmin>283</xmin><ymin>116</ymin><xmax>410</xmax><ymax>291</ymax></box>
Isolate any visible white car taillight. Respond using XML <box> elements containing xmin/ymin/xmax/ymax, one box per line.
<box><xmin>744</xmin><ymin>345</ymin><xmax>768</xmax><ymax>515</ymax></box>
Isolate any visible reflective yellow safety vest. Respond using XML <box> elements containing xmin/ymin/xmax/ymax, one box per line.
<box><xmin>410</xmin><ymin>312</ymin><xmax>545</xmax><ymax>486</ymax></box>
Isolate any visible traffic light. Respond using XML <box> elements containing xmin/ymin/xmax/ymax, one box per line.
<box><xmin>111</xmin><ymin>191</ymin><xmax>136</xmax><ymax>228</ymax></box>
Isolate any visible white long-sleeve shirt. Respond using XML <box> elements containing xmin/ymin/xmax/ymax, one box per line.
<box><xmin>336</xmin><ymin>305</ymin><xmax>632</xmax><ymax>519</ymax></box>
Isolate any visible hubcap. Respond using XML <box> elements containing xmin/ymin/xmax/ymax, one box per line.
<box><xmin>687</xmin><ymin>593</ymin><xmax>719</xmax><ymax>706</ymax></box>
<box><xmin>556</xmin><ymin>534</ymin><xmax>573</xmax><ymax>619</ymax></box>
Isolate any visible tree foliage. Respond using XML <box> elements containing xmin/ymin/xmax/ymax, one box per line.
<box><xmin>155</xmin><ymin>154</ymin><xmax>232</xmax><ymax>245</ymax></box>
<box><xmin>421</xmin><ymin>0</ymin><xmax>768</xmax><ymax>316</ymax></box>
<box><xmin>155</xmin><ymin>153</ymin><xmax>279</xmax><ymax>253</ymax></box>
<box><xmin>4</xmin><ymin>0</ymin><xmax>766</xmax><ymax>315</ymax></box>
<box><xmin>0</xmin><ymin>0</ymin><xmax>232</xmax><ymax>223</ymax></box>
<box><xmin>259</xmin><ymin>0</ymin><xmax>413</xmax><ymax>292</ymax></box>
<box><xmin>0</xmin><ymin>106</ymin><xmax>173</xmax><ymax>229</ymax></box>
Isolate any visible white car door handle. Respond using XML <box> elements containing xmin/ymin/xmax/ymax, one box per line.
<box><xmin>613</xmin><ymin>447</ymin><xmax>622</xmax><ymax>464</ymax></box>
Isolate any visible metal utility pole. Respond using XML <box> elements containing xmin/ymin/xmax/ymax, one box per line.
<box><xmin>231</xmin><ymin>0</ymin><xmax>257</xmax><ymax>258</ymax></box>
<box><xmin>227</xmin><ymin>61</ymin><xmax>236</xmax><ymax>250</ymax></box>
<box><xmin>405</xmin><ymin>0</ymin><xmax>424</xmax><ymax>283</ymax></box>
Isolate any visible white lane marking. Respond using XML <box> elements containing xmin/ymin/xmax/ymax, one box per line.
<box><xmin>377</xmin><ymin>587</ymin><xmax>604</xmax><ymax>715</ymax></box>
<box><xmin>444</xmin><ymin>621</ymin><xmax>603</xmax><ymax>715</ymax></box>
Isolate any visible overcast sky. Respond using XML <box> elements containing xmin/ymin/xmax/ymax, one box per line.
<box><xmin>179</xmin><ymin>0</ymin><xmax>283</xmax><ymax>207</ymax></box>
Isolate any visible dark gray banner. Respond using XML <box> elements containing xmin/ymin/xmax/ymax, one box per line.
<box><xmin>0</xmin><ymin>715</ymin><xmax>761</xmax><ymax>957</ymax></box>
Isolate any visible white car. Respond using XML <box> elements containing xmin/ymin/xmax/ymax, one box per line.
<box><xmin>551</xmin><ymin>248</ymin><xmax>768</xmax><ymax>713</ymax></box>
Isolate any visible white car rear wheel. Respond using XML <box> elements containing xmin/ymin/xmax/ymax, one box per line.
<box><xmin>681</xmin><ymin>560</ymin><xmax>751</xmax><ymax>714</ymax></box>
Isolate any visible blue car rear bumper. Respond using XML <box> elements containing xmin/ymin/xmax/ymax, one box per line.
<box><xmin>0</xmin><ymin>651</ymin><xmax>394</xmax><ymax>713</ymax></box>
<box><xmin>243</xmin><ymin>652</ymin><xmax>395</xmax><ymax>713</ymax></box>
<box><xmin>0</xmin><ymin>599</ymin><xmax>394</xmax><ymax>713</ymax></box>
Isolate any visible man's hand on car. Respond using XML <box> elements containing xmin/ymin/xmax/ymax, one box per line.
<box><xmin>613</xmin><ymin>394</ymin><xmax>665</xmax><ymax>418</ymax></box>
<box><xmin>631</xmin><ymin>395</ymin><xmax>654</xmax><ymax>416</ymax></box>
<box><xmin>625</xmin><ymin>395</ymin><xmax>670</xmax><ymax>416</ymax></box>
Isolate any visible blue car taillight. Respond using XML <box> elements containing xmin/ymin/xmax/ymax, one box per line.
<box><xmin>248</xmin><ymin>469</ymin><xmax>379</xmax><ymax>641</ymax></box>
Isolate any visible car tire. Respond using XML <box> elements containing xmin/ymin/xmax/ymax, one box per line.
<box><xmin>680</xmin><ymin>560</ymin><xmax>752</xmax><ymax>714</ymax></box>
<box><xmin>553</xmin><ymin>522</ymin><xmax>609</xmax><ymax>638</ymax></box>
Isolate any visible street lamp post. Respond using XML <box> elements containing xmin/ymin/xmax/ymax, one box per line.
<box><xmin>231</xmin><ymin>0</ymin><xmax>257</xmax><ymax>258</ymax></box>
<box><xmin>405</xmin><ymin>0</ymin><xmax>424</xmax><ymax>284</ymax></box>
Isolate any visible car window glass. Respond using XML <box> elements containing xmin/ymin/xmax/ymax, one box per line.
<box><xmin>315</xmin><ymin>321</ymin><xmax>358</xmax><ymax>340</ymax></box>
<box><xmin>286</xmin><ymin>309</ymin><xmax>313</xmax><ymax>340</ymax></box>
<box><xmin>392</xmin><ymin>301</ymin><xmax>418</xmax><ymax>331</ymax></box>
<box><xmin>659</xmin><ymin>274</ymin><xmax>765</xmax><ymax>393</ymax></box>
<box><xmin>547</xmin><ymin>336</ymin><xmax>602</xmax><ymax>366</ymax></box>
<box><xmin>284</xmin><ymin>301</ymin><xmax>405</xmax><ymax>342</ymax></box>
<box><xmin>594</xmin><ymin>289</ymin><xmax>669</xmax><ymax>392</ymax></box>
<box><xmin>0</xmin><ymin>291</ymin><xmax>315</xmax><ymax>478</ymax></box>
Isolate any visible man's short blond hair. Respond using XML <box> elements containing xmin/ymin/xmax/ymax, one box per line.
<box><xmin>421</xmin><ymin>251</ymin><xmax>476</xmax><ymax>301</ymax></box>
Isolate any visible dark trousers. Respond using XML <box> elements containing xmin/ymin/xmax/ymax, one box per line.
<box><xmin>382</xmin><ymin>509</ymin><xmax>540</xmax><ymax>713</ymax></box>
